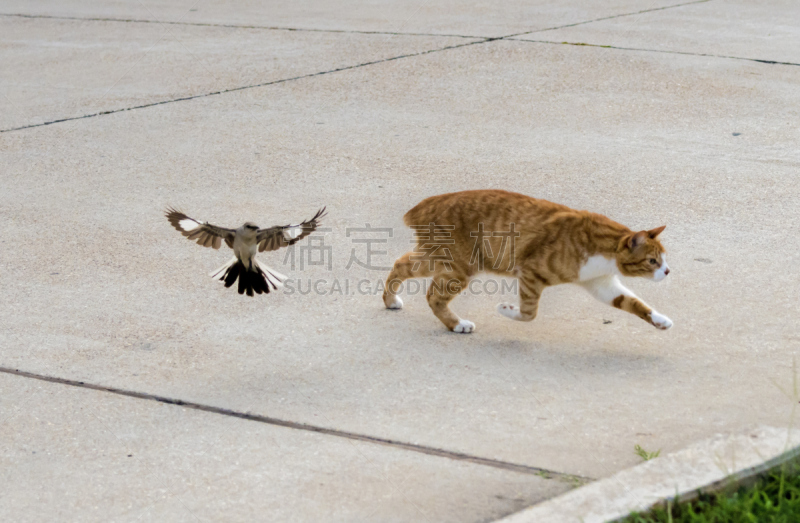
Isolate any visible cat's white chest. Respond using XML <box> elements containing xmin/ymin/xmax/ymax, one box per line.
<box><xmin>578</xmin><ymin>255</ymin><xmax>620</xmax><ymax>281</ymax></box>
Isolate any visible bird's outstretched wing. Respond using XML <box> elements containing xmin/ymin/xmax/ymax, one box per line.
<box><xmin>257</xmin><ymin>207</ymin><xmax>327</xmax><ymax>252</ymax></box>
<box><xmin>165</xmin><ymin>208</ymin><xmax>236</xmax><ymax>249</ymax></box>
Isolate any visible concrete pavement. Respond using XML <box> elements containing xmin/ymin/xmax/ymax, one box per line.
<box><xmin>0</xmin><ymin>0</ymin><xmax>690</xmax><ymax>37</ymax></box>
<box><xmin>0</xmin><ymin>372</ymin><xmax>571</xmax><ymax>522</ymax></box>
<box><xmin>1</xmin><ymin>1</ymin><xmax>798</xmax><ymax>521</ymax></box>
<box><xmin>529</xmin><ymin>0</ymin><xmax>800</xmax><ymax>64</ymax></box>
<box><xmin>500</xmin><ymin>425</ymin><xmax>800</xmax><ymax>523</ymax></box>
<box><xmin>0</xmin><ymin>16</ymin><xmax>469</xmax><ymax>130</ymax></box>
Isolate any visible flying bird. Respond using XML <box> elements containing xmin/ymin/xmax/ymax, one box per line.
<box><xmin>166</xmin><ymin>207</ymin><xmax>327</xmax><ymax>297</ymax></box>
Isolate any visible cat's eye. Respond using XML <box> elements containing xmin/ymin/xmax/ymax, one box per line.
<box><xmin>649</xmin><ymin>258</ymin><xmax>657</xmax><ymax>265</ymax></box>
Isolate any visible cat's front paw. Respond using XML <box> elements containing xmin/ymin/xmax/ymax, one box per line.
<box><xmin>650</xmin><ymin>311</ymin><xmax>673</xmax><ymax>330</ymax></box>
<box><xmin>497</xmin><ymin>303</ymin><xmax>521</xmax><ymax>320</ymax></box>
<box><xmin>452</xmin><ymin>319</ymin><xmax>475</xmax><ymax>333</ymax></box>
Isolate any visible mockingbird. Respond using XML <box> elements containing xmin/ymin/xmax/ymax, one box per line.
<box><xmin>166</xmin><ymin>207</ymin><xmax>326</xmax><ymax>296</ymax></box>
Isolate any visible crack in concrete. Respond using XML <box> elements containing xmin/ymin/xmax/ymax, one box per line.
<box><xmin>0</xmin><ymin>1</ymin><xmax>712</xmax><ymax>41</ymax></box>
<box><xmin>507</xmin><ymin>0</ymin><xmax>711</xmax><ymax>37</ymax></box>
<box><xmin>1</xmin><ymin>0</ymin><xmax>721</xmax><ymax>133</ymax></box>
<box><xmin>0</xmin><ymin>366</ymin><xmax>592</xmax><ymax>484</ymax></box>
<box><xmin>513</xmin><ymin>39</ymin><xmax>800</xmax><ymax>67</ymax></box>
<box><xmin>0</xmin><ymin>38</ymin><xmax>488</xmax><ymax>133</ymax></box>
<box><xmin>0</xmin><ymin>12</ymin><xmax>483</xmax><ymax>39</ymax></box>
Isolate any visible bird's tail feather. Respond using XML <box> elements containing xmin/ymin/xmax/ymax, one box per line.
<box><xmin>209</xmin><ymin>257</ymin><xmax>238</xmax><ymax>281</ymax></box>
<box><xmin>254</xmin><ymin>259</ymin><xmax>287</xmax><ymax>288</ymax></box>
<box><xmin>209</xmin><ymin>257</ymin><xmax>285</xmax><ymax>297</ymax></box>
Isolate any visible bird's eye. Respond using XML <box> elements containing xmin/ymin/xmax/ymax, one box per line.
<box><xmin>649</xmin><ymin>258</ymin><xmax>657</xmax><ymax>265</ymax></box>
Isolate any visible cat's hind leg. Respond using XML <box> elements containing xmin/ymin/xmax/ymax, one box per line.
<box><xmin>382</xmin><ymin>251</ymin><xmax>434</xmax><ymax>310</ymax></box>
<box><xmin>428</xmin><ymin>274</ymin><xmax>474</xmax><ymax>333</ymax></box>
<box><xmin>498</xmin><ymin>274</ymin><xmax>544</xmax><ymax>322</ymax></box>
<box><xmin>581</xmin><ymin>276</ymin><xmax>672</xmax><ymax>330</ymax></box>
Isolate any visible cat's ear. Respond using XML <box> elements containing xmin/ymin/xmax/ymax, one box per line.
<box><xmin>627</xmin><ymin>231</ymin><xmax>648</xmax><ymax>250</ymax></box>
<box><xmin>648</xmin><ymin>225</ymin><xmax>666</xmax><ymax>239</ymax></box>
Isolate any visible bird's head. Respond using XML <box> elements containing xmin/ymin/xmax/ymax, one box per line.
<box><xmin>242</xmin><ymin>222</ymin><xmax>259</xmax><ymax>236</ymax></box>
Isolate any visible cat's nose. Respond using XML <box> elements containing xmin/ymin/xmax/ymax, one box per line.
<box><xmin>664</xmin><ymin>268</ymin><xmax>670</xmax><ymax>275</ymax></box>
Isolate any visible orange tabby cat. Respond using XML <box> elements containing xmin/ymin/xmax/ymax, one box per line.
<box><xmin>383</xmin><ymin>190</ymin><xmax>672</xmax><ymax>333</ymax></box>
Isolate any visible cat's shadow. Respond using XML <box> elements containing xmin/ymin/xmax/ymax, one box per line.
<box><xmin>425</xmin><ymin>328</ymin><xmax>672</xmax><ymax>377</ymax></box>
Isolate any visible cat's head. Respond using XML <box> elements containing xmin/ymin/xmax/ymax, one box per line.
<box><xmin>616</xmin><ymin>226</ymin><xmax>670</xmax><ymax>281</ymax></box>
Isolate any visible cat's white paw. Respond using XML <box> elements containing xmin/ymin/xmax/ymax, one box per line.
<box><xmin>453</xmin><ymin>319</ymin><xmax>475</xmax><ymax>333</ymax></box>
<box><xmin>497</xmin><ymin>303</ymin><xmax>521</xmax><ymax>320</ymax></box>
<box><xmin>385</xmin><ymin>295</ymin><xmax>403</xmax><ymax>310</ymax></box>
<box><xmin>650</xmin><ymin>311</ymin><xmax>673</xmax><ymax>330</ymax></box>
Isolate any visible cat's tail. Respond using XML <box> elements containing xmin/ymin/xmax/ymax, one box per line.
<box><xmin>209</xmin><ymin>257</ymin><xmax>286</xmax><ymax>297</ymax></box>
<box><xmin>403</xmin><ymin>203</ymin><xmax>425</xmax><ymax>227</ymax></box>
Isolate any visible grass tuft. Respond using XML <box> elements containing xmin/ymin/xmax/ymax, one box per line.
<box><xmin>635</xmin><ymin>444</ymin><xmax>661</xmax><ymax>461</ymax></box>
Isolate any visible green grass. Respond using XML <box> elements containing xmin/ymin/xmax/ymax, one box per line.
<box><xmin>624</xmin><ymin>363</ymin><xmax>800</xmax><ymax>522</ymax></box>
<box><xmin>621</xmin><ymin>467</ymin><xmax>800</xmax><ymax>523</ymax></box>
<box><xmin>635</xmin><ymin>444</ymin><xmax>661</xmax><ymax>461</ymax></box>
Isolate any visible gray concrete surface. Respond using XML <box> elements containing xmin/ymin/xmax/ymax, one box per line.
<box><xmin>1</xmin><ymin>1</ymin><xmax>799</xmax><ymax>521</ymax></box>
<box><xmin>0</xmin><ymin>372</ymin><xmax>571</xmax><ymax>522</ymax></box>
<box><xmin>522</xmin><ymin>0</ymin><xmax>800</xmax><ymax>64</ymax></box>
<box><xmin>499</xmin><ymin>426</ymin><xmax>800</xmax><ymax>523</ymax></box>
<box><xmin>0</xmin><ymin>17</ymin><xmax>467</xmax><ymax>130</ymax></box>
<box><xmin>0</xmin><ymin>0</ymin><xmax>688</xmax><ymax>37</ymax></box>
